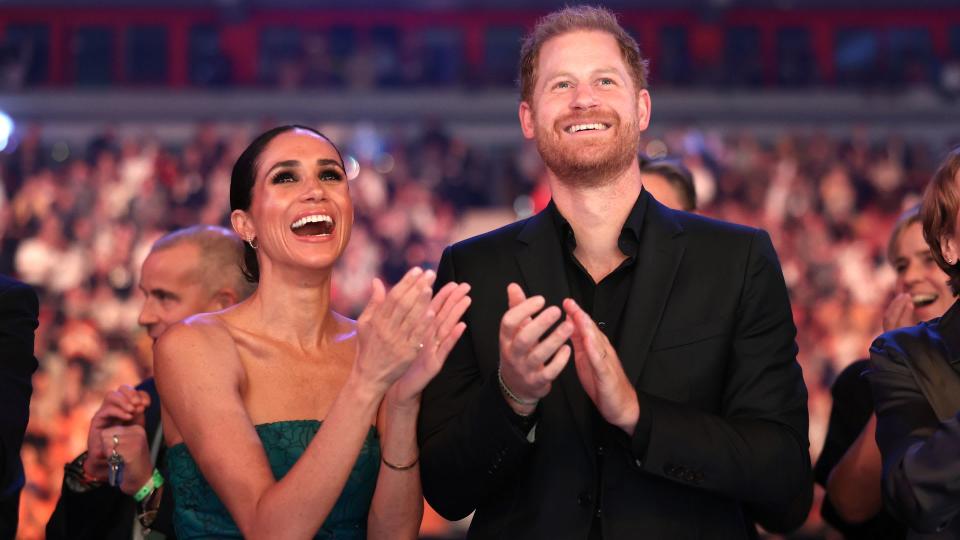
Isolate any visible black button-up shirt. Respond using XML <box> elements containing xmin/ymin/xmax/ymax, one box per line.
<box><xmin>548</xmin><ymin>199</ymin><xmax>644</xmax><ymax>344</ymax></box>
<box><xmin>547</xmin><ymin>195</ymin><xmax>646</xmax><ymax>539</ymax></box>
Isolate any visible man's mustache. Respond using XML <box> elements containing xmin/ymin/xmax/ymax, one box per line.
<box><xmin>553</xmin><ymin>111</ymin><xmax>620</xmax><ymax>130</ymax></box>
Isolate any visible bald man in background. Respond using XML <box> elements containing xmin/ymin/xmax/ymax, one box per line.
<box><xmin>47</xmin><ymin>225</ymin><xmax>255</xmax><ymax>540</ymax></box>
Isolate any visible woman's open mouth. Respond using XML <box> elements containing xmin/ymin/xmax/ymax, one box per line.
<box><xmin>290</xmin><ymin>214</ymin><xmax>335</xmax><ymax>237</ymax></box>
<box><xmin>911</xmin><ymin>293</ymin><xmax>939</xmax><ymax>308</ymax></box>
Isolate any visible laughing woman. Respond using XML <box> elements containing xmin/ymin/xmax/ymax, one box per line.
<box><xmin>869</xmin><ymin>147</ymin><xmax>960</xmax><ymax>538</ymax></box>
<box><xmin>154</xmin><ymin>125</ymin><xmax>471</xmax><ymax>540</ymax></box>
<box><xmin>815</xmin><ymin>204</ymin><xmax>953</xmax><ymax>540</ymax></box>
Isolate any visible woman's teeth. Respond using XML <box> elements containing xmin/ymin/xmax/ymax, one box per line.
<box><xmin>291</xmin><ymin>214</ymin><xmax>334</xmax><ymax>236</ymax></box>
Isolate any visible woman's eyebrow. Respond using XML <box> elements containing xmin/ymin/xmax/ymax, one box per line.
<box><xmin>318</xmin><ymin>159</ymin><xmax>344</xmax><ymax>171</ymax></box>
<box><xmin>265</xmin><ymin>160</ymin><xmax>300</xmax><ymax>175</ymax></box>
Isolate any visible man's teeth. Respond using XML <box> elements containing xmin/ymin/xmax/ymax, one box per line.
<box><xmin>912</xmin><ymin>293</ymin><xmax>938</xmax><ymax>307</ymax></box>
<box><xmin>291</xmin><ymin>214</ymin><xmax>333</xmax><ymax>229</ymax></box>
<box><xmin>567</xmin><ymin>123</ymin><xmax>609</xmax><ymax>133</ymax></box>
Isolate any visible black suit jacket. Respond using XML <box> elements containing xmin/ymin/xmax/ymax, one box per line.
<box><xmin>0</xmin><ymin>275</ymin><xmax>39</xmax><ymax>539</ymax></box>
<box><xmin>869</xmin><ymin>301</ymin><xmax>960</xmax><ymax>539</ymax></box>
<box><xmin>418</xmin><ymin>192</ymin><xmax>811</xmax><ymax>539</ymax></box>
<box><xmin>46</xmin><ymin>378</ymin><xmax>177</xmax><ymax>540</ymax></box>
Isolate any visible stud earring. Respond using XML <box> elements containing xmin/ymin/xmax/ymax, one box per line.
<box><xmin>247</xmin><ymin>237</ymin><xmax>258</xmax><ymax>250</ymax></box>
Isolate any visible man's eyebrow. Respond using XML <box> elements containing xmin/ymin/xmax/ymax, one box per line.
<box><xmin>593</xmin><ymin>67</ymin><xmax>622</xmax><ymax>77</ymax></box>
<box><xmin>543</xmin><ymin>71</ymin><xmax>576</xmax><ymax>83</ymax></box>
<box><xmin>149</xmin><ymin>288</ymin><xmax>179</xmax><ymax>299</ymax></box>
<box><xmin>544</xmin><ymin>67</ymin><xmax>623</xmax><ymax>81</ymax></box>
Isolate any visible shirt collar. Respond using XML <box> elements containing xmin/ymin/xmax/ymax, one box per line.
<box><xmin>546</xmin><ymin>190</ymin><xmax>646</xmax><ymax>257</ymax></box>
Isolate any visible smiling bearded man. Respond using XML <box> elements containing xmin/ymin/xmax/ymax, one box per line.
<box><xmin>534</xmin><ymin>107</ymin><xmax>641</xmax><ymax>186</ymax></box>
<box><xmin>418</xmin><ymin>6</ymin><xmax>813</xmax><ymax>540</ymax></box>
<box><xmin>525</xmin><ymin>27</ymin><xmax>644</xmax><ymax>186</ymax></box>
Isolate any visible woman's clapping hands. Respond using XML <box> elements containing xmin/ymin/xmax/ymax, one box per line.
<box><xmin>355</xmin><ymin>267</ymin><xmax>470</xmax><ymax>404</ymax></box>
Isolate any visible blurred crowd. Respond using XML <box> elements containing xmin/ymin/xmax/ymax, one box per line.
<box><xmin>1</xmin><ymin>120</ymin><xmax>958</xmax><ymax>538</ymax></box>
<box><xmin>4</xmin><ymin>16</ymin><xmax>960</xmax><ymax>95</ymax></box>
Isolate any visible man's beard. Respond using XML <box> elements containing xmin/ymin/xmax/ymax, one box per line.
<box><xmin>535</xmin><ymin>110</ymin><xmax>641</xmax><ymax>188</ymax></box>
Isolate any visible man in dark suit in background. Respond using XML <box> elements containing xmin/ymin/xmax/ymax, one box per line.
<box><xmin>418</xmin><ymin>6</ymin><xmax>812</xmax><ymax>539</ymax></box>
<box><xmin>46</xmin><ymin>225</ymin><xmax>253</xmax><ymax>540</ymax></box>
<box><xmin>0</xmin><ymin>274</ymin><xmax>39</xmax><ymax>539</ymax></box>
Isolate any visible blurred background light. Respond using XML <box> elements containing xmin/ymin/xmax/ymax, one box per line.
<box><xmin>345</xmin><ymin>154</ymin><xmax>360</xmax><ymax>180</ymax></box>
<box><xmin>0</xmin><ymin>110</ymin><xmax>13</xmax><ymax>152</ymax></box>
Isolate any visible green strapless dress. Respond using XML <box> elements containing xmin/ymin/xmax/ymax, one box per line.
<box><xmin>166</xmin><ymin>420</ymin><xmax>380</xmax><ymax>539</ymax></box>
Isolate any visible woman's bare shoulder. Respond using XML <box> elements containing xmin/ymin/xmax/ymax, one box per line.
<box><xmin>154</xmin><ymin>312</ymin><xmax>243</xmax><ymax>379</ymax></box>
<box><xmin>159</xmin><ymin>312</ymin><xmax>234</xmax><ymax>349</ymax></box>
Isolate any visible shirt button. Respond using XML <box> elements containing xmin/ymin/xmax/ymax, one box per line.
<box><xmin>634</xmin><ymin>459</ymin><xmax>643</xmax><ymax>468</ymax></box>
<box><xmin>597</xmin><ymin>445</ymin><xmax>604</xmax><ymax>456</ymax></box>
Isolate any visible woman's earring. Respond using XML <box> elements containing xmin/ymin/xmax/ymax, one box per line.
<box><xmin>247</xmin><ymin>237</ymin><xmax>258</xmax><ymax>250</ymax></box>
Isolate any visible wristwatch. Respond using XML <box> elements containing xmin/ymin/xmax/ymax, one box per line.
<box><xmin>64</xmin><ymin>451</ymin><xmax>104</xmax><ymax>493</ymax></box>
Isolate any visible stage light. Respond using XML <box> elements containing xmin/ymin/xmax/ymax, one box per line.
<box><xmin>374</xmin><ymin>153</ymin><xmax>395</xmax><ymax>174</ymax></box>
<box><xmin>513</xmin><ymin>195</ymin><xmax>533</xmax><ymax>219</ymax></box>
<box><xmin>645</xmin><ymin>139</ymin><xmax>667</xmax><ymax>159</ymax></box>
<box><xmin>0</xmin><ymin>110</ymin><xmax>13</xmax><ymax>153</ymax></box>
<box><xmin>345</xmin><ymin>155</ymin><xmax>360</xmax><ymax>181</ymax></box>
<box><xmin>52</xmin><ymin>141</ymin><xmax>70</xmax><ymax>162</ymax></box>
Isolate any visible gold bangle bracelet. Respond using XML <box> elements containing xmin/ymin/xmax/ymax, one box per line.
<box><xmin>381</xmin><ymin>454</ymin><xmax>419</xmax><ymax>471</ymax></box>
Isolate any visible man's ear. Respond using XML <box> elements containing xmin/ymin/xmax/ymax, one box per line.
<box><xmin>231</xmin><ymin>209</ymin><xmax>255</xmax><ymax>243</ymax></box>
<box><xmin>636</xmin><ymin>89</ymin><xmax>651</xmax><ymax>131</ymax></box>
<box><xmin>519</xmin><ymin>101</ymin><xmax>536</xmax><ymax>140</ymax></box>
<box><xmin>210</xmin><ymin>288</ymin><xmax>239</xmax><ymax>311</ymax></box>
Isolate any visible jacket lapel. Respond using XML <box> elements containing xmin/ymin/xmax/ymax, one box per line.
<box><xmin>619</xmin><ymin>197</ymin><xmax>687</xmax><ymax>385</ymax></box>
<box><xmin>515</xmin><ymin>210</ymin><xmax>569</xmax><ymax>317</ymax></box>
<box><xmin>515</xmin><ymin>210</ymin><xmax>594</xmax><ymax>457</ymax></box>
<box><xmin>897</xmin><ymin>322</ymin><xmax>960</xmax><ymax>422</ymax></box>
<box><xmin>938</xmin><ymin>299</ymin><xmax>960</xmax><ymax>370</ymax></box>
